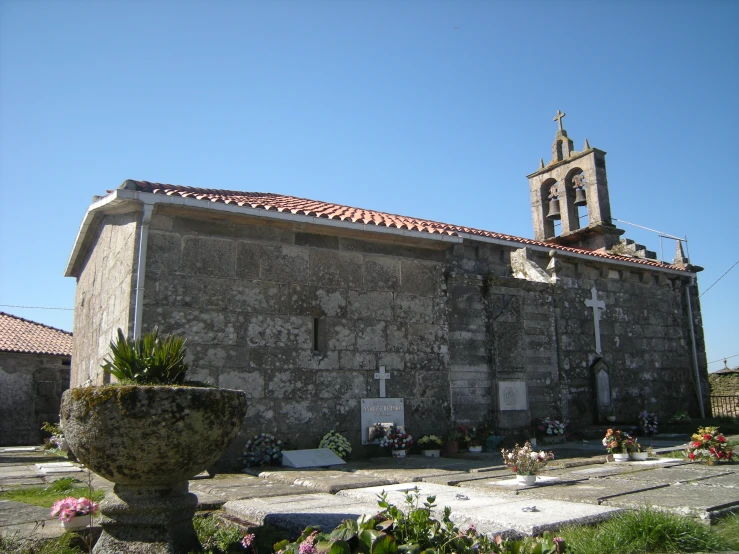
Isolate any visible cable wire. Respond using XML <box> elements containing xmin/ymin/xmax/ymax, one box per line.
<box><xmin>699</xmin><ymin>260</ymin><xmax>739</xmax><ymax>298</ymax></box>
<box><xmin>0</xmin><ymin>304</ymin><xmax>74</xmax><ymax>311</ymax></box>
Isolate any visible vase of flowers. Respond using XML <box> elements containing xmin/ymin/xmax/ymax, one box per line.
<box><xmin>538</xmin><ymin>417</ymin><xmax>567</xmax><ymax>444</ymax></box>
<box><xmin>628</xmin><ymin>438</ymin><xmax>648</xmax><ymax>460</ymax></box>
<box><xmin>602</xmin><ymin>428</ymin><xmax>632</xmax><ymax>462</ymax></box>
<box><xmin>458</xmin><ymin>424</ymin><xmax>483</xmax><ymax>452</ymax></box>
<box><xmin>686</xmin><ymin>426</ymin><xmax>733</xmax><ymax>464</ymax></box>
<box><xmin>319</xmin><ymin>430</ymin><xmax>352</xmax><ymax>460</ymax></box>
<box><xmin>500</xmin><ymin>442</ymin><xmax>554</xmax><ymax>485</ymax></box>
<box><xmin>379</xmin><ymin>425</ymin><xmax>413</xmax><ymax>457</ymax></box>
<box><xmin>51</xmin><ymin>496</ymin><xmax>98</xmax><ymax>529</ymax></box>
<box><xmin>418</xmin><ymin>435</ymin><xmax>442</xmax><ymax>457</ymax></box>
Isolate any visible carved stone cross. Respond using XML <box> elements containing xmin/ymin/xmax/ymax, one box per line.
<box><xmin>553</xmin><ymin>110</ymin><xmax>566</xmax><ymax>131</ymax></box>
<box><xmin>374</xmin><ymin>366</ymin><xmax>391</xmax><ymax>398</ymax></box>
<box><xmin>584</xmin><ymin>287</ymin><xmax>606</xmax><ymax>355</ymax></box>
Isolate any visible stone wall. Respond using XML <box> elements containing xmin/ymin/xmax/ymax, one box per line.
<box><xmin>140</xmin><ymin>207</ymin><xmax>452</xmax><ymax>459</ymax></box>
<box><xmin>709</xmin><ymin>371</ymin><xmax>739</xmax><ymax>396</ymax></box>
<box><xmin>0</xmin><ymin>352</ymin><xmax>71</xmax><ymax>445</ymax></box>
<box><xmin>71</xmin><ymin>211</ymin><xmax>139</xmax><ymax>387</ymax></box>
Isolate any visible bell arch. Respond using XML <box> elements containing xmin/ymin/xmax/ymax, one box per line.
<box><xmin>539</xmin><ymin>177</ymin><xmax>557</xmax><ymax>239</ymax></box>
<box><xmin>562</xmin><ymin>166</ymin><xmax>585</xmax><ymax>233</ymax></box>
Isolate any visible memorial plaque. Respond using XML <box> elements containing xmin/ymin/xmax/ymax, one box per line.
<box><xmin>498</xmin><ymin>381</ymin><xmax>528</xmax><ymax>411</ymax></box>
<box><xmin>281</xmin><ymin>448</ymin><xmax>346</xmax><ymax>468</ymax></box>
<box><xmin>360</xmin><ymin>398</ymin><xmax>405</xmax><ymax>445</ymax></box>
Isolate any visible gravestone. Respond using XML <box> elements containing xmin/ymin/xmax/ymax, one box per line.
<box><xmin>360</xmin><ymin>398</ymin><xmax>405</xmax><ymax>445</ymax></box>
<box><xmin>498</xmin><ymin>381</ymin><xmax>528</xmax><ymax>411</ymax></box>
<box><xmin>281</xmin><ymin>448</ymin><xmax>345</xmax><ymax>468</ymax></box>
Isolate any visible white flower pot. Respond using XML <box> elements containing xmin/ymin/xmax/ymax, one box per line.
<box><xmin>392</xmin><ymin>449</ymin><xmax>406</xmax><ymax>458</ymax></box>
<box><xmin>530</xmin><ymin>439</ymin><xmax>537</xmax><ymax>448</ymax></box>
<box><xmin>612</xmin><ymin>453</ymin><xmax>630</xmax><ymax>462</ymax></box>
<box><xmin>516</xmin><ymin>474</ymin><xmax>537</xmax><ymax>486</ymax></box>
<box><xmin>61</xmin><ymin>514</ymin><xmax>92</xmax><ymax>529</ymax></box>
<box><xmin>630</xmin><ymin>451</ymin><xmax>648</xmax><ymax>461</ymax></box>
<box><xmin>468</xmin><ymin>446</ymin><xmax>483</xmax><ymax>453</ymax></box>
<box><xmin>422</xmin><ymin>449</ymin><xmax>440</xmax><ymax>457</ymax></box>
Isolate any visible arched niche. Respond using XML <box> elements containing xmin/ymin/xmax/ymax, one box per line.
<box><xmin>591</xmin><ymin>358</ymin><xmax>612</xmax><ymax>422</ymax></box>
<box><xmin>564</xmin><ymin>166</ymin><xmax>586</xmax><ymax>231</ymax></box>
<box><xmin>539</xmin><ymin>177</ymin><xmax>557</xmax><ymax>239</ymax></box>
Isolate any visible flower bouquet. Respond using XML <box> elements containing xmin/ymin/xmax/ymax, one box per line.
<box><xmin>319</xmin><ymin>430</ymin><xmax>352</xmax><ymax>459</ymax></box>
<box><xmin>458</xmin><ymin>424</ymin><xmax>482</xmax><ymax>448</ymax></box>
<box><xmin>687</xmin><ymin>426</ymin><xmax>733</xmax><ymax>464</ymax></box>
<box><xmin>418</xmin><ymin>435</ymin><xmax>443</xmax><ymax>457</ymax></box>
<box><xmin>500</xmin><ymin>442</ymin><xmax>554</xmax><ymax>484</ymax></box>
<box><xmin>602</xmin><ymin>428</ymin><xmax>634</xmax><ymax>461</ymax></box>
<box><xmin>50</xmin><ymin>496</ymin><xmax>98</xmax><ymax>528</ymax></box>
<box><xmin>638</xmin><ymin>411</ymin><xmax>658</xmax><ymax>435</ymax></box>
<box><xmin>243</xmin><ymin>433</ymin><xmax>283</xmax><ymax>467</ymax></box>
<box><xmin>379</xmin><ymin>426</ymin><xmax>414</xmax><ymax>457</ymax></box>
<box><xmin>538</xmin><ymin>417</ymin><xmax>566</xmax><ymax>436</ymax></box>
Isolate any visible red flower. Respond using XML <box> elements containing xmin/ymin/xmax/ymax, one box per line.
<box><xmin>703</xmin><ymin>434</ymin><xmax>712</xmax><ymax>441</ymax></box>
<box><xmin>717</xmin><ymin>436</ymin><xmax>726</xmax><ymax>443</ymax></box>
<box><xmin>689</xmin><ymin>453</ymin><xmax>696</xmax><ymax>460</ymax></box>
<box><xmin>692</xmin><ymin>441</ymin><xmax>702</xmax><ymax>448</ymax></box>
<box><xmin>512</xmin><ymin>466</ymin><xmax>518</xmax><ymax>473</ymax></box>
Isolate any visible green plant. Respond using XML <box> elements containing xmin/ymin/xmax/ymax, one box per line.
<box><xmin>273</xmin><ymin>487</ymin><xmax>564</xmax><ymax>554</ymax></box>
<box><xmin>0</xmin><ymin>533</ymin><xmax>84</xmax><ymax>554</ymax></box>
<box><xmin>418</xmin><ymin>435</ymin><xmax>443</xmax><ymax>448</ymax></box>
<box><xmin>101</xmin><ymin>328</ymin><xmax>189</xmax><ymax>385</ymax></box>
<box><xmin>558</xmin><ymin>506</ymin><xmax>733</xmax><ymax>553</ymax></box>
<box><xmin>0</xmin><ymin>478</ymin><xmax>104</xmax><ymax>508</ymax></box>
<box><xmin>243</xmin><ymin>433</ymin><xmax>283</xmax><ymax>467</ymax></box>
<box><xmin>319</xmin><ymin>430</ymin><xmax>352</xmax><ymax>459</ymax></box>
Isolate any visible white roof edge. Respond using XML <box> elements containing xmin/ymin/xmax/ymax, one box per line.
<box><xmin>457</xmin><ymin>232</ymin><xmax>695</xmax><ymax>278</ymax></box>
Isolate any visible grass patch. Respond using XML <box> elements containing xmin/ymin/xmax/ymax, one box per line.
<box><xmin>193</xmin><ymin>514</ymin><xmax>290</xmax><ymax>554</ymax></box>
<box><xmin>0</xmin><ymin>532</ymin><xmax>83</xmax><ymax>554</ymax></box>
<box><xmin>714</xmin><ymin>512</ymin><xmax>739</xmax><ymax>546</ymax></box>
<box><xmin>0</xmin><ymin>478</ymin><xmax>103</xmax><ymax>508</ymax></box>
<box><xmin>559</xmin><ymin>507</ymin><xmax>735</xmax><ymax>553</ymax></box>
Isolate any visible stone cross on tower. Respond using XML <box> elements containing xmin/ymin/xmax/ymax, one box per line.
<box><xmin>553</xmin><ymin>110</ymin><xmax>566</xmax><ymax>131</ymax></box>
<box><xmin>584</xmin><ymin>287</ymin><xmax>606</xmax><ymax>355</ymax></box>
<box><xmin>374</xmin><ymin>366</ymin><xmax>391</xmax><ymax>398</ymax></box>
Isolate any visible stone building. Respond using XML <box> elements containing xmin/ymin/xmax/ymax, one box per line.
<box><xmin>0</xmin><ymin>312</ymin><xmax>72</xmax><ymax>446</ymax></box>
<box><xmin>64</xmin><ymin>115</ymin><xmax>709</xmax><ymax>459</ymax></box>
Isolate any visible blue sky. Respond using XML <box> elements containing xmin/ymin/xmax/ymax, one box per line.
<box><xmin>1</xmin><ymin>0</ymin><xmax>737</xmax><ymax>372</ymax></box>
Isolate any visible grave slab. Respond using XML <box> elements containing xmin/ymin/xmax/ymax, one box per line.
<box><xmin>602</xmin><ymin>483</ymin><xmax>739</xmax><ymax>519</ymax></box>
<box><xmin>281</xmin><ymin>449</ymin><xmax>345</xmax><ymax>469</ymax></box>
<box><xmin>2</xmin><ymin>447</ymin><xmax>38</xmax><ymax>452</ymax></box>
<box><xmin>601</xmin><ymin>466</ymin><xmax>735</xmax><ymax>484</ymax></box>
<box><xmin>514</xmin><ymin>479</ymin><xmax>671</xmax><ymax>505</ymax></box>
<box><xmin>249</xmin><ymin>468</ymin><xmax>395</xmax><ymax>493</ymax></box>
<box><xmin>336</xmin><ymin>482</ymin><xmax>620</xmax><ymax>535</ymax></box>
<box><xmin>190</xmin><ymin>475</ymin><xmax>308</xmax><ymax>500</ymax></box>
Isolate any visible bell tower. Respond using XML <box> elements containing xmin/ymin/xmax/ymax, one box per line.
<box><xmin>526</xmin><ymin>111</ymin><xmax>624</xmax><ymax>251</ymax></box>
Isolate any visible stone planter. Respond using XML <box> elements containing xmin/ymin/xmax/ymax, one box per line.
<box><xmin>468</xmin><ymin>445</ymin><xmax>483</xmax><ymax>453</ymax></box>
<box><xmin>422</xmin><ymin>449</ymin><xmax>440</xmax><ymax>457</ymax></box>
<box><xmin>61</xmin><ymin>386</ymin><xmax>246</xmax><ymax>554</ymax></box>
<box><xmin>630</xmin><ymin>451</ymin><xmax>649</xmax><ymax>461</ymax></box>
<box><xmin>612</xmin><ymin>453</ymin><xmax>630</xmax><ymax>462</ymax></box>
<box><xmin>516</xmin><ymin>474</ymin><xmax>537</xmax><ymax>486</ymax></box>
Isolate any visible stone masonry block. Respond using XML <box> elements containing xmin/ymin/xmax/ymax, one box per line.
<box><xmin>235</xmin><ymin>242</ymin><xmax>261</xmax><ymax>279</ymax></box>
<box><xmin>394</xmin><ymin>293</ymin><xmax>434</xmax><ymax>324</ymax></box>
<box><xmin>386</xmin><ymin>322</ymin><xmax>408</xmax><ymax>352</ymax></box>
<box><xmin>326</xmin><ymin>319</ymin><xmax>356</xmax><ymax>350</ymax></box>
<box><xmin>265</xmin><ymin>370</ymin><xmax>316</xmax><ymax>399</ymax></box>
<box><xmin>246</xmin><ymin>315</ymin><xmax>312</xmax><ymax>348</ymax></box>
<box><xmin>260</xmin><ymin>245</ymin><xmax>310</xmax><ymax>284</ymax></box>
<box><xmin>287</xmin><ymin>285</ymin><xmax>347</xmax><ymax>318</ymax></box>
<box><xmin>145</xmin><ymin>307</ymin><xmax>242</xmax><ymax>345</ymax></box>
<box><xmin>147</xmin><ymin>231</ymin><xmax>181</xmax><ymax>272</ymax></box>
<box><xmin>347</xmin><ymin>291</ymin><xmax>394</xmax><ymax>320</ymax></box>
<box><xmin>182</xmin><ymin>236</ymin><xmax>235</xmax><ymax>277</ymax></box>
<box><xmin>363</xmin><ymin>256</ymin><xmax>400</xmax><ymax>291</ymax></box>
<box><xmin>339</xmin><ymin>351</ymin><xmax>377</xmax><ymax>371</ymax></box>
<box><xmin>316</xmin><ymin>371</ymin><xmax>367</xmax><ymax>399</ymax></box>
<box><xmin>219</xmin><ymin>369</ymin><xmax>264</xmax><ymax>399</ymax></box>
<box><xmin>230</xmin><ymin>281</ymin><xmax>287</xmax><ymax>313</ymax></box>
<box><xmin>407</xmin><ymin>323</ymin><xmax>445</xmax><ymax>353</ymax></box>
<box><xmin>356</xmin><ymin>320</ymin><xmax>386</xmax><ymax>351</ymax></box>
<box><xmin>400</xmin><ymin>260</ymin><xmax>440</xmax><ymax>296</ymax></box>
<box><xmin>309</xmin><ymin>250</ymin><xmax>363</xmax><ymax>289</ymax></box>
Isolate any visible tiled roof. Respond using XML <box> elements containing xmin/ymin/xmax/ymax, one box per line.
<box><xmin>121</xmin><ymin>180</ymin><xmax>687</xmax><ymax>272</ymax></box>
<box><xmin>0</xmin><ymin>312</ymin><xmax>73</xmax><ymax>356</ymax></box>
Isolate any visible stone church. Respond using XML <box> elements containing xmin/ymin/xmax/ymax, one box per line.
<box><xmin>65</xmin><ymin>114</ymin><xmax>709</xmax><ymax>458</ymax></box>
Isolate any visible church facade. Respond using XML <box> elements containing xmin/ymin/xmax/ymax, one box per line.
<box><xmin>65</xmin><ymin>116</ymin><xmax>709</xmax><ymax>459</ymax></box>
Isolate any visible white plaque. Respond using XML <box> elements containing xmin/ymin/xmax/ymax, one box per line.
<box><xmin>281</xmin><ymin>448</ymin><xmax>346</xmax><ymax>468</ymax></box>
<box><xmin>498</xmin><ymin>381</ymin><xmax>528</xmax><ymax>411</ymax></box>
<box><xmin>360</xmin><ymin>398</ymin><xmax>405</xmax><ymax>445</ymax></box>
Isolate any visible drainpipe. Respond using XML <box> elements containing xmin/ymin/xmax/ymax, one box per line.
<box><xmin>685</xmin><ymin>277</ymin><xmax>705</xmax><ymax>418</ymax></box>
<box><xmin>133</xmin><ymin>203</ymin><xmax>154</xmax><ymax>339</ymax></box>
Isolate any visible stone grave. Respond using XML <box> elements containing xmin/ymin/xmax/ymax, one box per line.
<box><xmin>281</xmin><ymin>448</ymin><xmax>345</xmax><ymax>468</ymax></box>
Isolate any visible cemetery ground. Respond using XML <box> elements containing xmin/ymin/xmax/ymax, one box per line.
<box><xmin>1</xmin><ymin>430</ymin><xmax>739</xmax><ymax>554</ymax></box>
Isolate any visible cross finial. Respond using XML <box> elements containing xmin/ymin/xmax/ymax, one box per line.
<box><xmin>553</xmin><ymin>110</ymin><xmax>566</xmax><ymax>131</ymax></box>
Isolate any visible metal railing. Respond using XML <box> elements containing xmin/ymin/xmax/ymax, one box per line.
<box><xmin>710</xmin><ymin>395</ymin><xmax>739</xmax><ymax>418</ymax></box>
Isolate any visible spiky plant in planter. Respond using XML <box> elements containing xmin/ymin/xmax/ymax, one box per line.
<box><xmin>61</xmin><ymin>328</ymin><xmax>246</xmax><ymax>554</ymax></box>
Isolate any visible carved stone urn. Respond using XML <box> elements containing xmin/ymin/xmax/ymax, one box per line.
<box><xmin>61</xmin><ymin>386</ymin><xmax>246</xmax><ymax>554</ymax></box>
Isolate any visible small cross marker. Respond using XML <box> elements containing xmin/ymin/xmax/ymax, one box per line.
<box><xmin>373</xmin><ymin>366</ymin><xmax>391</xmax><ymax>398</ymax></box>
<box><xmin>553</xmin><ymin>110</ymin><xmax>566</xmax><ymax>131</ymax></box>
<box><xmin>584</xmin><ymin>286</ymin><xmax>606</xmax><ymax>355</ymax></box>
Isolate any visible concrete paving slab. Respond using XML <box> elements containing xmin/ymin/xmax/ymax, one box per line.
<box><xmin>2</xmin><ymin>447</ymin><xmax>38</xmax><ymax>452</ymax></box>
<box><xmin>250</xmin><ymin>468</ymin><xmax>396</xmax><ymax>493</ymax></box>
<box><xmin>224</xmin><ymin>494</ymin><xmax>380</xmax><ymax>537</ymax></box>
<box><xmin>601</xmin><ymin>466</ymin><xmax>735</xmax><ymax>485</ymax></box>
<box><xmin>602</xmin><ymin>482</ymin><xmax>739</xmax><ymax>519</ymax></box>
<box><xmin>190</xmin><ymin>475</ymin><xmax>309</xmax><ymax>500</ymax></box>
<box><xmin>514</xmin><ymin>479</ymin><xmax>671</xmax><ymax>505</ymax></box>
<box><xmin>700</xmin><ymin>473</ymin><xmax>739</xmax><ymax>488</ymax></box>
<box><xmin>336</xmin><ymin>482</ymin><xmax>620</xmax><ymax>535</ymax></box>
<box><xmin>420</xmin><ymin>471</ymin><xmax>505</xmax><ymax>486</ymax></box>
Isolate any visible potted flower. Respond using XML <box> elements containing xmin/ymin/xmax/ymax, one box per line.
<box><xmin>50</xmin><ymin>496</ymin><xmax>99</xmax><ymax>529</ymax></box>
<box><xmin>243</xmin><ymin>433</ymin><xmax>284</xmax><ymax>466</ymax></box>
<box><xmin>60</xmin><ymin>328</ymin><xmax>246</xmax><ymax>554</ymax></box>
<box><xmin>500</xmin><ymin>442</ymin><xmax>554</xmax><ymax>485</ymax></box>
<box><xmin>686</xmin><ymin>426</ymin><xmax>734</xmax><ymax>464</ymax></box>
<box><xmin>418</xmin><ymin>435</ymin><xmax>443</xmax><ymax>457</ymax></box>
<box><xmin>638</xmin><ymin>411</ymin><xmax>658</xmax><ymax>435</ymax></box>
<box><xmin>319</xmin><ymin>430</ymin><xmax>352</xmax><ymax>460</ymax></box>
<box><xmin>443</xmin><ymin>428</ymin><xmax>461</xmax><ymax>455</ymax></box>
<box><xmin>628</xmin><ymin>438</ymin><xmax>649</xmax><ymax>461</ymax></box>
<box><xmin>602</xmin><ymin>428</ymin><xmax>632</xmax><ymax>462</ymax></box>
<box><xmin>537</xmin><ymin>417</ymin><xmax>567</xmax><ymax>444</ymax></box>
<box><xmin>379</xmin><ymin>425</ymin><xmax>414</xmax><ymax>458</ymax></box>
<box><xmin>458</xmin><ymin>425</ymin><xmax>483</xmax><ymax>453</ymax></box>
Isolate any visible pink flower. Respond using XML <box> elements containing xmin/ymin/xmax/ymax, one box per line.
<box><xmin>242</xmin><ymin>533</ymin><xmax>256</xmax><ymax>549</ymax></box>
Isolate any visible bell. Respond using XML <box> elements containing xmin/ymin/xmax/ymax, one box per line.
<box><xmin>547</xmin><ymin>198</ymin><xmax>561</xmax><ymax>220</ymax></box>
<box><xmin>574</xmin><ymin>187</ymin><xmax>587</xmax><ymax>206</ymax></box>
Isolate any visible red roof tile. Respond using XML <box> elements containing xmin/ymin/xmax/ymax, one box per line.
<box><xmin>121</xmin><ymin>180</ymin><xmax>687</xmax><ymax>272</ymax></box>
<box><xmin>0</xmin><ymin>312</ymin><xmax>73</xmax><ymax>356</ymax></box>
